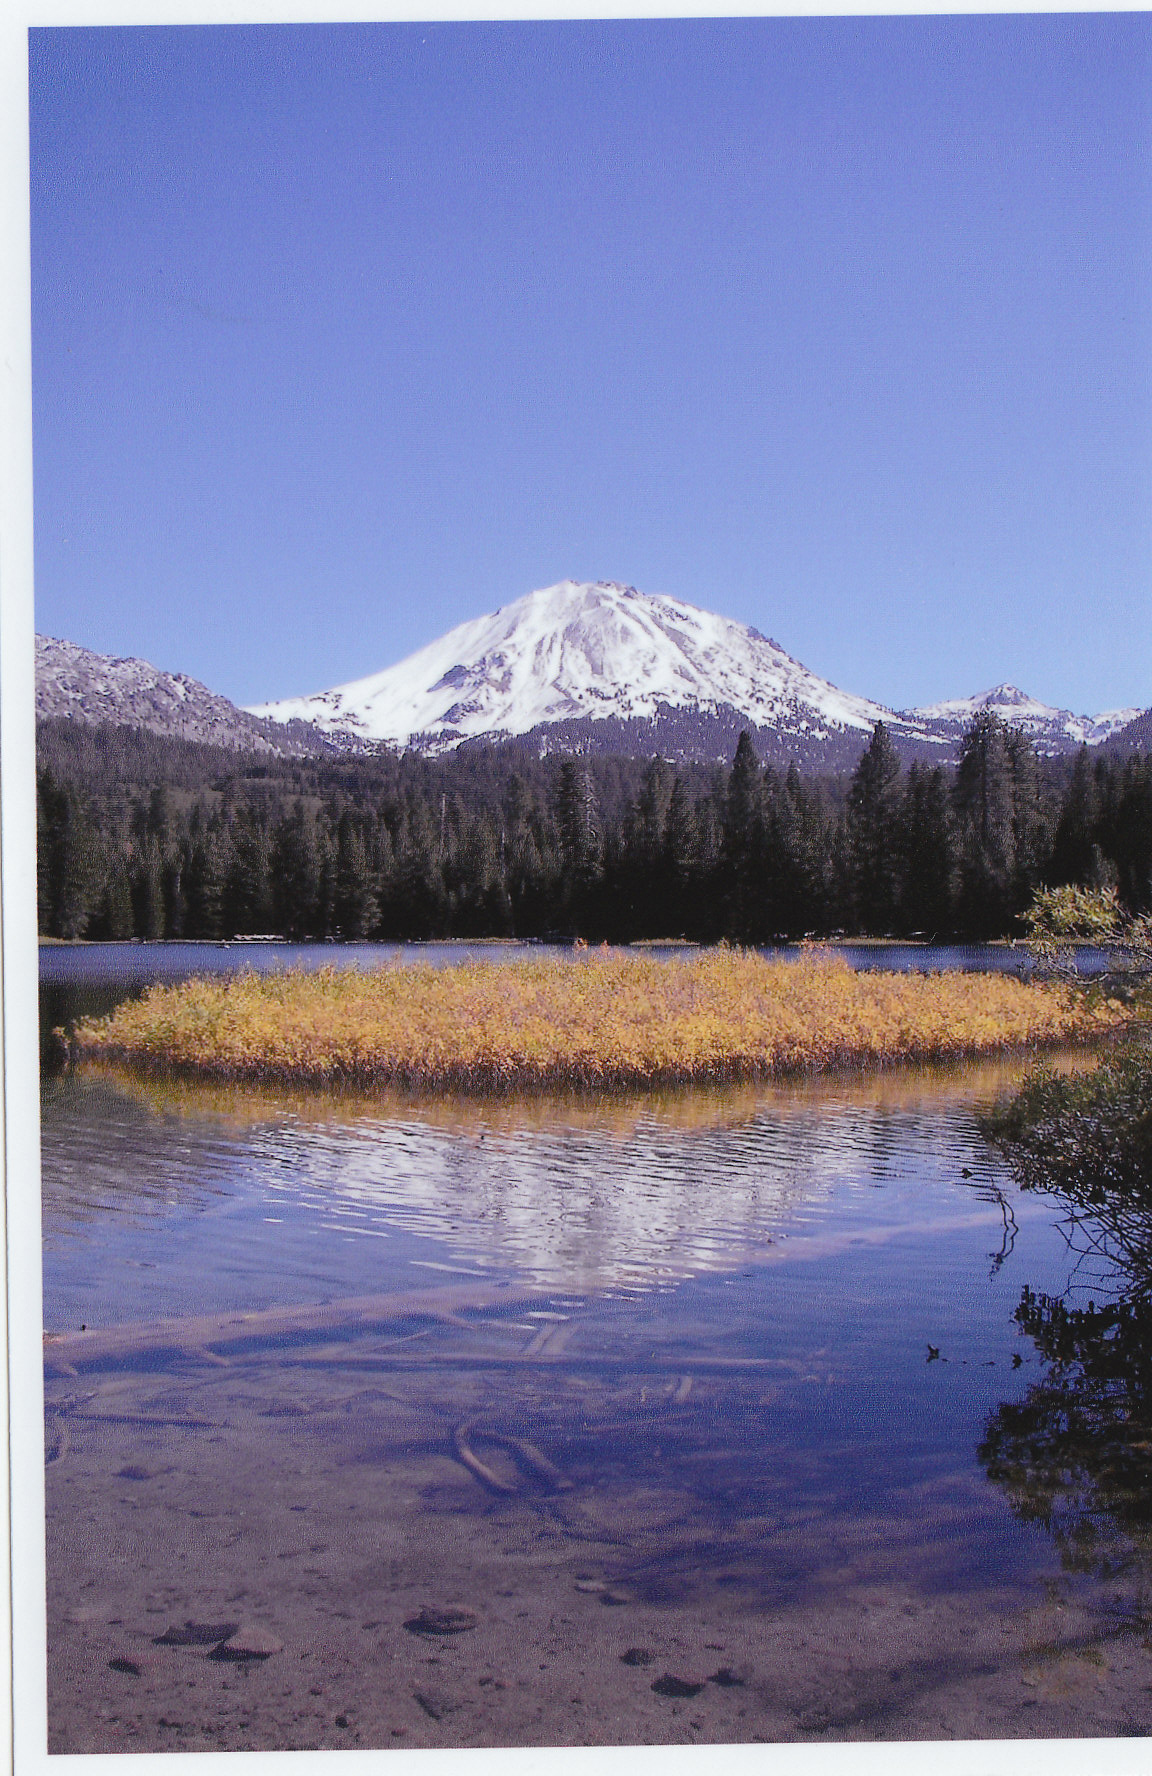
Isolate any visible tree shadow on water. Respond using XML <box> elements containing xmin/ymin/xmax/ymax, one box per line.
<box><xmin>979</xmin><ymin>1041</ymin><xmax>1152</xmax><ymax>1610</ymax></box>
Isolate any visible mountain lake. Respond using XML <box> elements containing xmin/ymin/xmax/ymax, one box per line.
<box><xmin>40</xmin><ymin>941</ymin><xmax>1152</xmax><ymax>1752</ymax></box>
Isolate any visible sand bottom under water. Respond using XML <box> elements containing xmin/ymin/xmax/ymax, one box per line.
<box><xmin>45</xmin><ymin>1293</ymin><xmax>1152</xmax><ymax>1753</ymax></box>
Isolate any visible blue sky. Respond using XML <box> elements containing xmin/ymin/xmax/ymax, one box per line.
<box><xmin>28</xmin><ymin>16</ymin><xmax>1152</xmax><ymax>716</ymax></box>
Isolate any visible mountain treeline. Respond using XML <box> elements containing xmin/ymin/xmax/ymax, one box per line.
<box><xmin>36</xmin><ymin>714</ymin><xmax>1152</xmax><ymax>945</ymax></box>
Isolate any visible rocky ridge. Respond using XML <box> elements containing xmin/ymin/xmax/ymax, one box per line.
<box><xmin>35</xmin><ymin>634</ymin><xmax>347</xmax><ymax>756</ymax></box>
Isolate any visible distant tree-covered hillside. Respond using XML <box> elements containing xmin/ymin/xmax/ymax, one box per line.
<box><xmin>35</xmin><ymin>714</ymin><xmax>1152</xmax><ymax>944</ymax></box>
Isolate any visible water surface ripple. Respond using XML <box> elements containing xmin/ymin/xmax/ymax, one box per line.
<box><xmin>41</xmin><ymin>951</ymin><xmax>1149</xmax><ymax>1750</ymax></box>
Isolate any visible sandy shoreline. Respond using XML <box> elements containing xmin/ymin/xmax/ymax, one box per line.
<box><xmin>45</xmin><ymin>1297</ymin><xmax>1152</xmax><ymax>1753</ymax></box>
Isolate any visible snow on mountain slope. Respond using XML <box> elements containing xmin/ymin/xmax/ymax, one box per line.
<box><xmin>36</xmin><ymin>589</ymin><xmax>1143</xmax><ymax>768</ymax></box>
<box><xmin>248</xmin><ymin>579</ymin><xmax>940</xmax><ymax>752</ymax></box>
<box><xmin>910</xmin><ymin>683</ymin><xmax>1142</xmax><ymax>752</ymax></box>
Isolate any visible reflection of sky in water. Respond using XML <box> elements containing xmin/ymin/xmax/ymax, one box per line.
<box><xmin>40</xmin><ymin>937</ymin><xmax>1111</xmax><ymax>990</ymax></box>
<box><xmin>41</xmin><ymin>1063</ymin><xmax>1054</xmax><ymax>1328</ymax></box>
<box><xmin>43</xmin><ymin>1030</ymin><xmax>1151</xmax><ymax>1678</ymax></box>
<box><xmin>44</xmin><ymin>1062</ymin><xmax>1120</xmax><ymax>1614</ymax></box>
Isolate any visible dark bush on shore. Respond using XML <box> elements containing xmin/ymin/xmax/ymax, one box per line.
<box><xmin>982</xmin><ymin>1042</ymin><xmax>1152</xmax><ymax>1214</ymax></box>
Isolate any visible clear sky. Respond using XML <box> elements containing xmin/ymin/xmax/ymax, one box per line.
<box><xmin>27</xmin><ymin>15</ymin><xmax>1152</xmax><ymax>717</ymax></box>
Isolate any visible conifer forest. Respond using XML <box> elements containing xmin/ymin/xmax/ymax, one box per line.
<box><xmin>36</xmin><ymin>713</ymin><xmax>1152</xmax><ymax>946</ymax></box>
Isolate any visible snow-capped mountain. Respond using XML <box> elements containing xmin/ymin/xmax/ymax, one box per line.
<box><xmin>247</xmin><ymin>579</ymin><xmax>947</xmax><ymax>767</ymax></box>
<box><xmin>37</xmin><ymin>584</ymin><xmax>1147</xmax><ymax>770</ymax></box>
<box><xmin>909</xmin><ymin>683</ymin><xmax>1142</xmax><ymax>754</ymax></box>
<box><xmin>35</xmin><ymin>634</ymin><xmax>341</xmax><ymax>756</ymax></box>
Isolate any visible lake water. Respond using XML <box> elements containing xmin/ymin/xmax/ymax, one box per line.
<box><xmin>40</xmin><ymin>934</ymin><xmax>1112</xmax><ymax>995</ymax></box>
<box><xmin>40</xmin><ymin>944</ymin><xmax>1151</xmax><ymax>1752</ymax></box>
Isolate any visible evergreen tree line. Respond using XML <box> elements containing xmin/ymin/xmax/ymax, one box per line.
<box><xmin>36</xmin><ymin>712</ymin><xmax>1152</xmax><ymax>945</ymax></box>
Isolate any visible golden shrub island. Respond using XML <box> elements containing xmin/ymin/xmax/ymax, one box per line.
<box><xmin>67</xmin><ymin>949</ymin><xmax>1128</xmax><ymax>1094</ymax></box>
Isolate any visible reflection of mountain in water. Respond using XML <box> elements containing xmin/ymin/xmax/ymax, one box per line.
<box><xmin>245</xmin><ymin>1095</ymin><xmax>991</xmax><ymax>1294</ymax></box>
<box><xmin>45</xmin><ymin>1056</ymin><xmax>1037</xmax><ymax>1308</ymax></box>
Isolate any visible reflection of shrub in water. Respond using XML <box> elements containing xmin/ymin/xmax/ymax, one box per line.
<box><xmin>980</xmin><ymin>1041</ymin><xmax>1152</xmax><ymax>1592</ymax></box>
<box><xmin>979</xmin><ymin>1289</ymin><xmax>1152</xmax><ymax>1585</ymax></box>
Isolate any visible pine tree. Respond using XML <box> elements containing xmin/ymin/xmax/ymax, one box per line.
<box><xmin>663</xmin><ymin>775</ymin><xmax>699</xmax><ymax>936</ymax></box>
<box><xmin>553</xmin><ymin>759</ymin><xmax>601</xmax><ymax>933</ymax></box>
<box><xmin>1006</xmin><ymin>727</ymin><xmax>1049</xmax><ymax>920</ymax></box>
<box><xmin>772</xmin><ymin>763</ymin><xmax>833</xmax><ymax>937</ymax></box>
<box><xmin>333</xmin><ymin>810</ymin><xmax>380</xmax><ymax>939</ymax></box>
<box><xmin>1049</xmin><ymin>748</ymin><xmax>1099</xmax><ymax>886</ymax></box>
<box><xmin>953</xmin><ymin>712</ymin><xmax>1016</xmax><ymax>936</ymax></box>
<box><xmin>132</xmin><ymin>836</ymin><xmax>167</xmax><ymax>939</ymax></box>
<box><xmin>618</xmin><ymin>758</ymin><xmax>676</xmax><ymax>938</ymax></box>
<box><xmin>37</xmin><ymin>772</ymin><xmax>105</xmax><ymax>938</ymax></box>
<box><xmin>722</xmin><ymin>732</ymin><xmax>765</xmax><ymax>940</ymax></box>
<box><xmin>899</xmin><ymin>764</ymin><xmax>956</xmax><ymax>937</ymax></box>
<box><xmin>184</xmin><ymin>818</ymin><xmax>231</xmax><ymax>938</ymax></box>
<box><xmin>1104</xmin><ymin>756</ymin><xmax>1152</xmax><ymax>913</ymax></box>
<box><xmin>222</xmin><ymin>813</ymin><xmax>275</xmax><ymax>935</ymax></box>
<box><xmin>273</xmin><ymin>802</ymin><xmax>326</xmax><ymax>937</ymax></box>
<box><xmin>845</xmin><ymin>722</ymin><xmax>903</xmax><ymax>934</ymax></box>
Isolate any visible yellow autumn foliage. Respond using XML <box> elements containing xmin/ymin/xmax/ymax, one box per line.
<box><xmin>68</xmin><ymin>950</ymin><xmax>1128</xmax><ymax>1094</ymax></box>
